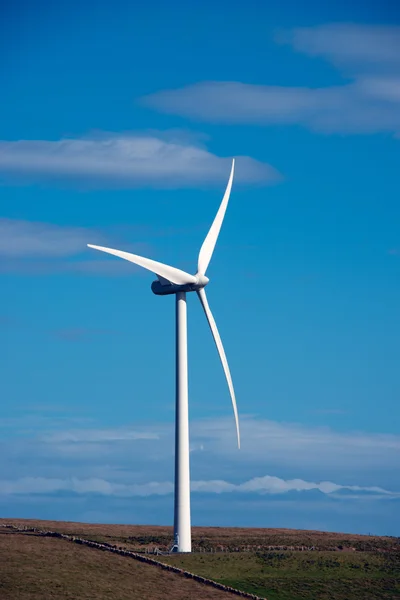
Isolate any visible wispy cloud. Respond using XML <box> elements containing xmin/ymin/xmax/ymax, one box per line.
<box><xmin>142</xmin><ymin>24</ymin><xmax>400</xmax><ymax>136</ymax></box>
<box><xmin>192</xmin><ymin>475</ymin><xmax>399</xmax><ymax>497</ymax></box>
<box><xmin>0</xmin><ymin>474</ymin><xmax>397</xmax><ymax>498</ymax></box>
<box><xmin>0</xmin><ymin>258</ymin><xmax>139</xmax><ymax>276</ymax></box>
<box><xmin>0</xmin><ymin>218</ymin><xmax>150</xmax><ymax>275</ymax></box>
<box><xmin>22</xmin><ymin>416</ymin><xmax>400</xmax><ymax>474</ymax></box>
<box><xmin>0</xmin><ymin>218</ymin><xmax>103</xmax><ymax>258</ymax></box>
<box><xmin>0</xmin><ymin>477</ymin><xmax>173</xmax><ymax>496</ymax></box>
<box><xmin>1</xmin><ymin>415</ymin><xmax>398</xmax><ymax>532</ymax></box>
<box><xmin>0</xmin><ymin>132</ymin><xmax>279</xmax><ymax>187</ymax></box>
<box><xmin>279</xmin><ymin>24</ymin><xmax>400</xmax><ymax>67</ymax></box>
<box><xmin>41</xmin><ymin>429</ymin><xmax>159</xmax><ymax>443</ymax></box>
<box><xmin>189</xmin><ymin>417</ymin><xmax>400</xmax><ymax>470</ymax></box>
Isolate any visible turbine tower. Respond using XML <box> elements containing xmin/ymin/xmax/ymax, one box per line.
<box><xmin>88</xmin><ymin>159</ymin><xmax>240</xmax><ymax>553</ymax></box>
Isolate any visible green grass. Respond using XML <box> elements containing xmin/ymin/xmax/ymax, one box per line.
<box><xmin>159</xmin><ymin>550</ymin><xmax>400</xmax><ymax>600</ymax></box>
<box><xmin>2</xmin><ymin>519</ymin><xmax>399</xmax><ymax>600</ymax></box>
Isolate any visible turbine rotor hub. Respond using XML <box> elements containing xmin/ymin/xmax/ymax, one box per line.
<box><xmin>195</xmin><ymin>274</ymin><xmax>209</xmax><ymax>287</ymax></box>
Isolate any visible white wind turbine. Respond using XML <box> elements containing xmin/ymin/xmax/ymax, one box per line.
<box><xmin>88</xmin><ymin>159</ymin><xmax>240</xmax><ymax>553</ymax></box>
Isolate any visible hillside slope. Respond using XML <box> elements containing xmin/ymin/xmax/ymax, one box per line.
<box><xmin>0</xmin><ymin>529</ymin><xmax>245</xmax><ymax>600</ymax></box>
<box><xmin>1</xmin><ymin>519</ymin><xmax>399</xmax><ymax>600</ymax></box>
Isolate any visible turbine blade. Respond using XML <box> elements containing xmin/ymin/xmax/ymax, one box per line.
<box><xmin>197</xmin><ymin>159</ymin><xmax>235</xmax><ymax>276</ymax></box>
<box><xmin>87</xmin><ymin>244</ymin><xmax>196</xmax><ymax>286</ymax></box>
<box><xmin>196</xmin><ymin>288</ymin><xmax>240</xmax><ymax>448</ymax></box>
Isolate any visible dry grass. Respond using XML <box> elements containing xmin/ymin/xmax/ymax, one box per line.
<box><xmin>0</xmin><ymin>529</ymin><xmax>244</xmax><ymax>600</ymax></box>
<box><xmin>1</xmin><ymin>518</ymin><xmax>399</xmax><ymax>600</ymax></box>
<box><xmin>2</xmin><ymin>518</ymin><xmax>397</xmax><ymax>552</ymax></box>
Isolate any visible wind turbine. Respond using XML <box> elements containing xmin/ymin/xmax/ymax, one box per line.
<box><xmin>88</xmin><ymin>159</ymin><xmax>240</xmax><ymax>553</ymax></box>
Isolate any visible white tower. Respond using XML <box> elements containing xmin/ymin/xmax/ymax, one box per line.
<box><xmin>88</xmin><ymin>160</ymin><xmax>240</xmax><ymax>552</ymax></box>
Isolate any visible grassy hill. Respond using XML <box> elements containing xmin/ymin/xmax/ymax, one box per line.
<box><xmin>160</xmin><ymin>548</ymin><xmax>400</xmax><ymax>600</ymax></box>
<box><xmin>0</xmin><ymin>528</ymin><xmax>242</xmax><ymax>600</ymax></box>
<box><xmin>1</xmin><ymin>519</ymin><xmax>399</xmax><ymax>600</ymax></box>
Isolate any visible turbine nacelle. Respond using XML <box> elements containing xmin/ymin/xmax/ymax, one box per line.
<box><xmin>151</xmin><ymin>274</ymin><xmax>209</xmax><ymax>296</ymax></box>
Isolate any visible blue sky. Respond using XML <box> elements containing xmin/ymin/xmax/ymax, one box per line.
<box><xmin>1</xmin><ymin>0</ymin><xmax>400</xmax><ymax>536</ymax></box>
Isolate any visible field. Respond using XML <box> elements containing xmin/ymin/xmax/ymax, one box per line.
<box><xmin>160</xmin><ymin>548</ymin><xmax>400</xmax><ymax>600</ymax></box>
<box><xmin>1</xmin><ymin>518</ymin><xmax>399</xmax><ymax>600</ymax></box>
<box><xmin>0</xmin><ymin>528</ymin><xmax>241</xmax><ymax>600</ymax></box>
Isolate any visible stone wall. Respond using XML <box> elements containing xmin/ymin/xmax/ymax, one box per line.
<box><xmin>1</xmin><ymin>524</ymin><xmax>267</xmax><ymax>600</ymax></box>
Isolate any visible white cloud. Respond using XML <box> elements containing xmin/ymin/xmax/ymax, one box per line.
<box><xmin>27</xmin><ymin>416</ymin><xmax>400</xmax><ymax>475</ymax></box>
<box><xmin>280</xmin><ymin>24</ymin><xmax>400</xmax><ymax>67</ymax></box>
<box><xmin>0</xmin><ymin>133</ymin><xmax>279</xmax><ymax>187</ymax></box>
<box><xmin>192</xmin><ymin>475</ymin><xmax>399</xmax><ymax>497</ymax></box>
<box><xmin>358</xmin><ymin>76</ymin><xmax>400</xmax><ymax>102</ymax></box>
<box><xmin>142</xmin><ymin>81</ymin><xmax>400</xmax><ymax>135</ymax></box>
<box><xmin>0</xmin><ymin>218</ymin><xmax>153</xmax><ymax>275</ymax></box>
<box><xmin>0</xmin><ymin>477</ymin><xmax>173</xmax><ymax>497</ymax></box>
<box><xmin>142</xmin><ymin>24</ymin><xmax>400</xmax><ymax>136</ymax></box>
<box><xmin>189</xmin><ymin>417</ymin><xmax>400</xmax><ymax>469</ymax></box>
<box><xmin>2</xmin><ymin>414</ymin><xmax>398</xmax><ymax>532</ymax></box>
<box><xmin>0</xmin><ymin>474</ymin><xmax>397</xmax><ymax>498</ymax></box>
<box><xmin>0</xmin><ymin>218</ymin><xmax>102</xmax><ymax>258</ymax></box>
<box><xmin>0</xmin><ymin>257</ymin><xmax>141</xmax><ymax>276</ymax></box>
<box><xmin>42</xmin><ymin>429</ymin><xmax>159</xmax><ymax>443</ymax></box>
